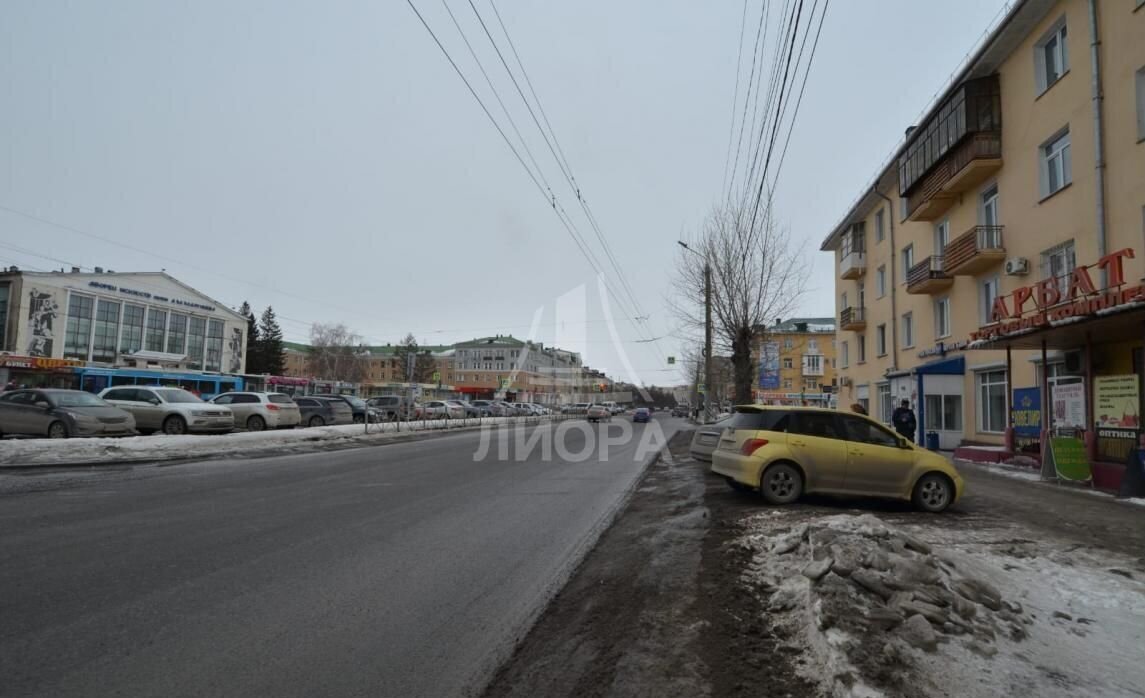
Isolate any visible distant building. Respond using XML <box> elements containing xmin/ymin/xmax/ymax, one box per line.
<box><xmin>755</xmin><ymin>317</ymin><xmax>837</xmax><ymax>407</ymax></box>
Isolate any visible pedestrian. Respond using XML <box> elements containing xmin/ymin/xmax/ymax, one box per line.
<box><xmin>850</xmin><ymin>402</ymin><xmax>867</xmax><ymax>416</ymax></box>
<box><xmin>892</xmin><ymin>399</ymin><xmax>917</xmax><ymax>442</ymax></box>
<box><xmin>1117</xmin><ymin>432</ymin><xmax>1145</xmax><ymax>499</ymax></box>
<box><xmin>2</xmin><ymin>379</ymin><xmax>16</xmax><ymax>392</ymax></box>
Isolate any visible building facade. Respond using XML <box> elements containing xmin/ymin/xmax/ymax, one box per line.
<box><xmin>0</xmin><ymin>268</ymin><xmax>248</xmax><ymax>388</ymax></box>
<box><xmin>755</xmin><ymin>317</ymin><xmax>838</xmax><ymax>406</ymax></box>
<box><xmin>821</xmin><ymin>0</ymin><xmax>1145</xmax><ymax>487</ymax></box>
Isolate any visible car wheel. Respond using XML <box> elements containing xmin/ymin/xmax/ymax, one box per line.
<box><xmin>725</xmin><ymin>476</ymin><xmax>752</xmax><ymax>493</ymax></box>
<box><xmin>247</xmin><ymin>415</ymin><xmax>266</xmax><ymax>432</ymax></box>
<box><xmin>912</xmin><ymin>473</ymin><xmax>954</xmax><ymax>513</ymax></box>
<box><xmin>760</xmin><ymin>463</ymin><xmax>803</xmax><ymax>505</ymax></box>
<box><xmin>353</xmin><ymin>414</ymin><xmax>365</xmax><ymax>424</ymax></box>
<box><xmin>47</xmin><ymin>421</ymin><xmax>69</xmax><ymax>439</ymax></box>
<box><xmin>163</xmin><ymin>415</ymin><xmax>187</xmax><ymax>436</ymax></box>
<box><xmin>308</xmin><ymin>415</ymin><xmax>325</xmax><ymax>427</ymax></box>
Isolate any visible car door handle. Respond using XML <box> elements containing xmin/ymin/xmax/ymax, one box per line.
<box><xmin>790</xmin><ymin>439</ymin><xmax>806</xmax><ymax>446</ymax></box>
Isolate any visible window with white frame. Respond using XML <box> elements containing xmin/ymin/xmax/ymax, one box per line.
<box><xmin>934</xmin><ymin>219</ymin><xmax>950</xmax><ymax>255</ymax></box>
<box><xmin>876</xmin><ymin>265</ymin><xmax>886</xmax><ymax>298</ymax></box>
<box><xmin>925</xmin><ymin>394</ymin><xmax>963</xmax><ymax>432</ymax></box>
<box><xmin>803</xmin><ymin>354</ymin><xmax>823</xmax><ymax>375</ymax></box>
<box><xmin>1042</xmin><ymin>240</ymin><xmax>1076</xmax><ymax>295</ymax></box>
<box><xmin>875</xmin><ymin>208</ymin><xmax>885</xmax><ymax>243</ymax></box>
<box><xmin>981</xmin><ymin>185</ymin><xmax>1000</xmax><ymax>227</ymax></box>
<box><xmin>980</xmin><ymin>276</ymin><xmax>1001</xmax><ymax>325</ymax></box>
<box><xmin>1136</xmin><ymin>66</ymin><xmax>1145</xmax><ymax>142</ymax></box>
<box><xmin>808</xmin><ymin>338</ymin><xmax>819</xmax><ymax>352</ymax></box>
<box><xmin>977</xmin><ymin>370</ymin><xmax>1008</xmax><ymax>433</ymax></box>
<box><xmin>902</xmin><ymin>312</ymin><xmax>914</xmax><ymax>348</ymax></box>
<box><xmin>841</xmin><ymin>291</ymin><xmax>849</xmax><ymax>310</ymax></box>
<box><xmin>841</xmin><ymin>341</ymin><xmax>849</xmax><ymax>368</ymax></box>
<box><xmin>803</xmin><ymin>377</ymin><xmax>819</xmax><ymax>390</ymax></box>
<box><xmin>1040</xmin><ymin>128</ymin><xmax>1072</xmax><ymax>198</ymax></box>
<box><xmin>857</xmin><ymin>334</ymin><xmax>866</xmax><ymax>363</ymax></box>
<box><xmin>1034</xmin><ymin>18</ymin><xmax>1068</xmax><ymax>94</ymax></box>
<box><xmin>935</xmin><ymin>297</ymin><xmax>951</xmax><ymax>338</ymax></box>
<box><xmin>784</xmin><ymin>337</ymin><xmax>793</xmax><ymax>350</ymax></box>
<box><xmin>783</xmin><ymin>357</ymin><xmax>793</xmax><ymax>369</ymax></box>
<box><xmin>877</xmin><ymin>383</ymin><xmax>892</xmax><ymax>424</ymax></box>
<box><xmin>901</xmin><ymin>245</ymin><xmax>914</xmax><ymax>282</ymax></box>
<box><xmin>783</xmin><ymin>378</ymin><xmax>793</xmax><ymax>389</ymax></box>
<box><xmin>876</xmin><ymin>324</ymin><xmax>887</xmax><ymax>357</ymax></box>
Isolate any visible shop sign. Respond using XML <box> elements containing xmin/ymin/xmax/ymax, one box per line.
<box><xmin>970</xmin><ymin>249</ymin><xmax>1144</xmax><ymax>341</ymax></box>
<box><xmin>87</xmin><ymin>280</ymin><xmax>218</xmax><ymax>313</ymax></box>
<box><xmin>1011</xmin><ymin>387</ymin><xmax>1041</xmax><ymax>437</ymax></box>
<box><xmin>0</xmin><ymin>356</ymin><xmax>85</xmax><ymax>370</ymax></box>
<box><xmin>1046</xmin><ymin>436</ymin><xmax>1090</xmax><ymax>482</ymax></box>
<box><xmin>917</xmin><ymin>340</ymin><xmax>969</xmax><ymax>359</ymax></box>
<box><xmin>1094</xmin><ymin>374</ymin><xmax>1140</xmax><ymax>439</ymax></box>
<box><xmin>1051</xmin><ymin>382</ymin><xmax>1086</xmax><ymax>429</ymax></box>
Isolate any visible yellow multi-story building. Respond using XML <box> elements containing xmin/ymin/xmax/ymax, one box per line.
<box><xmin>755</xmin><ymin>317</ymin><xmax>837</xmax><ymax>407</ymax></box>
<box><xmin>821</xmin><ymin>0</ymin><xmax>1145</xmax><ymax>490</ymax></box>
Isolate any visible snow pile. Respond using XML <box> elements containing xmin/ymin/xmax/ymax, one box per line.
<box><xmin>738</xmin><ymin>512</ymin><xmax>1145</xmax><ymax>697</ymax></box>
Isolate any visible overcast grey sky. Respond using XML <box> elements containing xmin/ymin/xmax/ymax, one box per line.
<box><xmin>0</xmin><ymin>0</ymin><xmax>1009</xmax><ymax>384</ymax></box>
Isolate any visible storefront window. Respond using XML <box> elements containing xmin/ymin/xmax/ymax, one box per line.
<box><xmin>146</xmin><ymin>309</ymin><xmax>167</xmax><ymax>352</ymax></box>
<box><xmin>121</xmin><ymin>304</ymin><xmax>145</xmax><ymax>354</ymax></box>
<box><xmin>166</xmin><ymin>313</ymin><xmax>188</xmax><ymax>355</ymax></box>
<box><xmin>64</xmin><ymin>294</ymin><xmax>94</xmax><ymax>360</ymax></box>
<box><xmin>925</xmin><ymin>394</ymin><xmax>963</xmax><ymax>431</ymax></box>
<box><xmin>205</xmin><ymin>319</ymin><xmax>224</xmax><ymax>371</ymax></box>
<box><xmin>977</xmin><ymin>370</ymin><xmax>1008</xmax><ymax>433</ymax></box>
<box><xmin>187</xmin><ymin>317</ymin><xmax>206</xmax><ymax>369</ymax></box>
<box><xmin>91</xmin><ymin>300</ymin><xmax>121</xmax><ymax>363</ymax></box>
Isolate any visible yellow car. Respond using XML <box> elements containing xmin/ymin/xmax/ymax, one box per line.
<box><xmin>710</xmin><ymin>405</ymin><xmax>964</xmax><ymax>512</ymax></box>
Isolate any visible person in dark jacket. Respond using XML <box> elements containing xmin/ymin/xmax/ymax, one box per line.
<box><xmin>1118</xmin><ymin>432</ymin><xmax>1145</xmax><ymax>499</ymax></box>
<box><xmin>892</xmin><ymin>400</ymin><xmax>917</xmax><ymax>442</ymax></box>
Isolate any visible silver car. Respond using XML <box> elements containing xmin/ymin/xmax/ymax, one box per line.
<box><xmin>689</xmin><ymin>416</ymin><xmax>732</xmax><ymax>462</ymax></box>
<box><xmin>211</xmin><ymin>392</ymin><xmax>301</xmax><ymax>431</ymax></box>
<box><xmin>0</xmin><ymin>389</ymin><xmax>136</xmax><ymax>438</ymax></box>
<box><xmin>100</xmin><ymin>386</ymin><xmax>234</xmax><ymax>435</ymax></box>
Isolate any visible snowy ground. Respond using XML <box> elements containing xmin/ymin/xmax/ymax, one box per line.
<box><xmin>957</xmin><ymin>458</ymin><xmax>1145</xmax><ymax>508</ymax></box>
<box><xmin>737</xmin><ymin>510</ymin><xmax>1145</xmax><ymax>698</ymax></box>
<box><xmin>0</xmin><ymin>416</ymin><xmax>541</xmax><ymax>467</ymax></box>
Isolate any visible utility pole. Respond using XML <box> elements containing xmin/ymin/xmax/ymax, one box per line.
<box><xmin>679</xmin><ymin>240</ymin><xmax>714</xmax><ymax>424</ymax></box>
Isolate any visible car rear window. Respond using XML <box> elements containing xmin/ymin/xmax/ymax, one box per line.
<box><xmin>727</xmin><ymin>410</ymin><xmax>790</xmax><ymax>432</ymax></box>
<box><xmin>268</xmin><ymin>394</ymin><xmax>294</xmax><ymax>404</ymax></box>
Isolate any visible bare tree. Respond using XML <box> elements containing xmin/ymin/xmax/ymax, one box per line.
<box><xmin>671</xmin><ymin>195</ymin><xmax>808</xmax><ymax>404</ymax></box>
<box><xmin>394</xmin><ymin>333</ymin><xmax>437</xmax><ymax>384</ymax></box>
<box><xmin>308</xmin><ymin>322</ymin><xmax>368</xmax><ymax>383</ymax></box>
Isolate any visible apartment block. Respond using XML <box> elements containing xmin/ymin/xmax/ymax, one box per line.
<box><xmin>755</xmin><ymin>317</ymin><xmax>838</xmax><ymax>406</ymax></box>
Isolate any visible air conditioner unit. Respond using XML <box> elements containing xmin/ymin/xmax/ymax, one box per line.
<box><xmin>1004</xmin><ymin>257</ymin><xmax>1030</xmax><ymax>275</ymax></box>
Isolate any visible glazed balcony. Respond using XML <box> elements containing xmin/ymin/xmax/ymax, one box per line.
<box><xmin>840</xmin><ymin>306</ymin><xmax>866</xmax><ymax>332</ymax></box>
<box><xmin>943</xmin><ymin>225</ymin><xmax>1006</xmax><ymax>275</ymax></box>
<box><xmin>840</xmin><ymin>249</ymin><xmax>866</xmax><ymax>280</ymax></box>
<box><xmin>907</xmin><ymin>256</ymin><xmax>953</xmax><ymax>294</ymax></box>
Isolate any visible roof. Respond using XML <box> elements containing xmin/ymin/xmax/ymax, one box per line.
<box><xmin>761</xmin><ymin>317</ymin><xmax>836</xmax><ymax>333</ymax></box>
<box><xmin>282</xmin><ymin>341</ymin><xmax>453</xmax><ymax>356</ymax></box>
<box><xmin>819</xmin><ymin>0</ymin><xmax>1057</xmax><ymax>252</ymax></box>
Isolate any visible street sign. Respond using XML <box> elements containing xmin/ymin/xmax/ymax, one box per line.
<box><xmin>667</xmin><ymin>356</ymin><xmax>675</xmax><ymax>365</ymax></box>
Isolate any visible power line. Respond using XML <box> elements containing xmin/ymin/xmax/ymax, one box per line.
<box><xmin>768</xmin><ymin>0</ymin><xmax>830</xmax><ymax>192</ymax></box>
<box><xmin>720</xmin><ymin>0</ymin><xmax>751</xmax><ymax>197</ymax></box>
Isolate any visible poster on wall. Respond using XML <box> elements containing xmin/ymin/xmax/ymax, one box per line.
<box><xmin>1051</xmin><ymin>382</ymin><xmax>1086</xmax><ymax>429</ymax></box>
<box><xmin>1011</xmin><ymin>387</ymin><xmax>1041</xmax><ymax>438</ymax></box>
<box><xmin>25</xmin><ymin>288</ymin><xmax>60</xmax><ymax>357</ymax></box>
<box><xmin>1094</xmin><ymin>374</ymin><xmax>1140</xmax><ymax>439</ymax></box>
<box><xmin>758</xmin><ymin>341</ymin><xmax>780</xmax><ymax>390</ymax></box>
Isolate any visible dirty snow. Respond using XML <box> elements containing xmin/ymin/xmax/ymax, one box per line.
<box><xmin>0</xmin><ymin>417</ymin><xmax>527</xmax><ymax>467</ymax></box>
<box><xmin>738</xmin><ymin>511</ymin><xmax>1145</xmax><ymax>698</ymax></box>
<box><xmin>957</xmin><ymin>459</ymin><xmax>1043</xmax><ymax>482</ymax></box>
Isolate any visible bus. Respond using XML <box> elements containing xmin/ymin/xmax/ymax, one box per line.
<box><xmin>75</xmin><ymin>367</ymin><xmax>243</xmax><ymax>399</ymax></box>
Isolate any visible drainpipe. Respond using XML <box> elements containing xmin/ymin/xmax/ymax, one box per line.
<box><xmin>1087</xmin><ymin>0</ymin><xmax>1108</xmax><ymax>285</ymax></box>
<box><xmin>874</xmin><ymin>187</ymin><xmax>898</xmax><ymax>373</ymax></box>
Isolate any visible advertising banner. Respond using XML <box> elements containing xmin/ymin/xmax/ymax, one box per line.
<box><xmin>1046</xmin><ymin>436</ymin><xmax>1091</xmax><ymax>482</ymax></box>
<box><xmin>1051</xmin><ymin>382</ymin><xmax>1086</xmax><ymax>429</ymax></box>
<box><xmin>758</xmin><ymin>341</ymin><xmax>780</xmax><ymax>390</ymax></box>
<box><xmin>1094</xmin><ymin>374</ymin><xmax>1140</xmax><ymax>438</ymax></box>
<box><xmin>1011</xmin><ymin>387</ymin><xmax>1041</xmax><ymax>438</ymax></box>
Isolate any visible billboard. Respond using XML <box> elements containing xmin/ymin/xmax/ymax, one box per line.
<box><xmin>758</xmin><ymin>342</ymin><xmax>780</xmax><ymax>389</ymax></box>
<box><xmin>1011</xmin><ymin>387</ymin><xmax>1041</xmax><ymax>438</ymax></box>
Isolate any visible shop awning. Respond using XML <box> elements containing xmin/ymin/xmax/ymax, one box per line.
<box><xmin>915</xmin><ymin>356</ymin><xmax>965</xmax><ymax>375</ymax></box>
<box><xmin>969</xmin><ymin>305</ymin><xmax>1145</xmax><ymax>350</ymax></box>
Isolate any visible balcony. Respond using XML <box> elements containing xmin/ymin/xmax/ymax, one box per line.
<box><xmin>904</xmin><ymin>134</ymin><xmax>1002</xmax><ymax>221</ymax></box>
<box><xmin>943</xmin><ymin>225</ymin><xmax>1006</xmax><ymax>275</ymax></box>
<box><xmin>840</xmin><ymin>249</ymin><xmax>866</xmax><ymax>279</ymax></box>
<box><xmin>801</xmin><ymin>356</ymin><xmax>825</xmax><ymax>377</ymax></box>
<box><xmin>840</xmin><ymin>306</ymin><xmax>866</xmax><ymax>332</ymax></box>
<box><xmin>907</xmin><ymin>255</ymin><xmax>953</xmax><ymax>294</ymax></box>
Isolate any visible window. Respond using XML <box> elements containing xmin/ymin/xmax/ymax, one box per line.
<box><xmin>981</xmin><ymin>185</ymin><xmax>1000</xmax><ymax>227</ymax></box>
<box><xmin>980</xmin><ymin>276</ymin><xmax>1001</xmax><ymax>324</ymax></box>
<box><xmin>877</xmin><ymin>383</ymin><xmax>892</xmax><ymax>424</ymax></box>
<box><xmin>840</xmin><ymin>415</ymin><xmax>900</xmax><ymax>447</ymax></box>
<box><xmin>925</xmin><ymin>394</ymin><xmax>963</xmax><ymax>431</ymax></box>
<box><xmin>783</xmin><ymin>378</ymin><xmax>793</xmax><ymax>389</ymax></box>
<box><xmin>1035</xmin><ymin>18</ymin><xmax>1068</xmax><ymax>93</ymax></box>
<box><xmin>902</xmin><ymin>312</ymin><xmax>914</xmax><ymax>348</ymax></box>
<box><xmin>841</xmin><ymin>341</ymin><xmax>849</xmax><ymax>368</ymax></box>
<box><xmin>790</xmin><ymin>412</ymin><xmax>841</xmax><ymax>439</ymax></box>
<box><xmin>875</xmin><ymin>208</ymin><xmax>885</xmax><ymax>243</ymax></box>
<box><xmin>857</xmin><ymin>334</ymin><xmax>867</xmax><ymax>363</ymax></box>
<box><xmin>858</xmin><ymin>282</ymin><xmax>865</xmax><ymax>308</ymax></box>
<box><xmin>92</xmin><ymin>300</ymin><xmax>121</xmax><ymax>363</ymax></box>
<box><xmin>876</xmin><ymin>266</ymin><xmax>886</xmax><ymax>298</ymax></box>
<box><xmin>205</xmin><ymin>319</ymin><xmax>224</xmax><ymax>371</ymax></box>
<box><xmin>841</xmin><ymin>292</ymin><xmax>849</xmax><ymax>310</ymax></box>
<box><xmin>166</xmin><ymin>313</ymin><xmax>188</xmax><ymax>355</ymax></box>
<box><xmin>803</xmin><ymin>378</ymin><xmax>819</xmax><ymax>390</ymax></box>
<box><xmin>120</xmin><ymin>304</ymin><xmax>145</xmax><ymax>354</ymax></box>
<box><xmin>782</xmin><ymin>357</ymin><xmax>793</xmax><ymax>369</ymax></box>
<box><xmin>1137</xmin><ymin>67</ymin><xmax>1145</xmax><ymax>141</ymax></box>
<box><xmin>876</xmin><ymin>324</ymin><xmax>887</xmax><ymax>356</ymax></box>
<box><xmin>901</xmin><ymin>245</ymin><xmax>914</xmax><ymax>282</ymax></box>
<box><xmin>64</xmin><ymin>294</ymin><xmax>94</xmax><ymax>360</ymax></box>
<box><xmin>187</xmin><ymin>317</ymin><xmax>206</xmax><ymax>369</ymax></box>
<box><xmin>1042</xmin><ymin>240</ymin><xmax>1076</xmax><ymax>295</ymax></box>
<box><xmin>935</xmin><ymin>297</ymin><xmax>951</xmax><ymax>338</ymax></box>
<box><xmin>145</xmin><ymin>308</ymin><xmax>167</xmax><ymax>353</ymax></box>
<box><xmin>934</xmin><ymin>219</ymin><xmax>950</xmax><ymax>255</ymax></box>
<box><xmin>783</xmin><ymin>338</ymin><xmax>794</xmax><ymax>350</ymax></box>
<box><xmin>803</xmin><ymin>354</ymin><xmax>823</xmax><ymax>375</ymax></box>
<box><xmin>1040</xmin><ymin>128</ymin><xmax>1072</xmax><ymax>197</ymax></box>
<box><xmin>977</xmin><ymin>370</ymin><xmax>1008</xmax><ymax>433</ymax></box>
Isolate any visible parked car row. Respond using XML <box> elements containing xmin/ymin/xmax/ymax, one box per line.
<box><xmin>0</xmin><ymin>388</ymin><xmax>570</xmax><ymax>439</ymax></box>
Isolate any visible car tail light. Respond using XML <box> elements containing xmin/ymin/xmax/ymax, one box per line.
<box><xmin>266</xmin><ymin>403</ymin><xmax>280</xmax><ymax>411</ymax></box>
<box><xmin>741</xmin><ymin>438</ymin><xmax>769</xmax><ymax>456</ymax></box>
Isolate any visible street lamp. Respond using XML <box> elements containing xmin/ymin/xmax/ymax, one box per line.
<box><xmin>678</xmin><ymin>241</ymin><xmax>713</xmax><ymax>424</ymax></box>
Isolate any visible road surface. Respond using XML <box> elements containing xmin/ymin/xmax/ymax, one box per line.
<box><xmin>0</xmin><ymin>416</ymin><xmax>681</xmax><ymax>698</ymax></box>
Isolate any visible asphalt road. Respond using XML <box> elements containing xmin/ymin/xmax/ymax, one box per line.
<box><xmin>0</xmin><ymin>416</ymin><xmax>682</xmax><ymax>698</ymax></box>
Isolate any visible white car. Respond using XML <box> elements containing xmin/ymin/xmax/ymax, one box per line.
<box><xmin>422</xmin><ymin>400</ymin><xmax>464</xmax><ymax>419</ymax></box>
<box><xmin>210</xmin><ymin>392</ymin><xmax>301</xmax><ymax>431</ymax></box>
<box><xmin>586</xmin><ymin>404</ymin><xmax>612</xmax><ymax>423</ymax></box>
<box><xmin>99</xmin><ymin>386</ymin><xmax>234</xmax><ymax>435</ymax></box>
